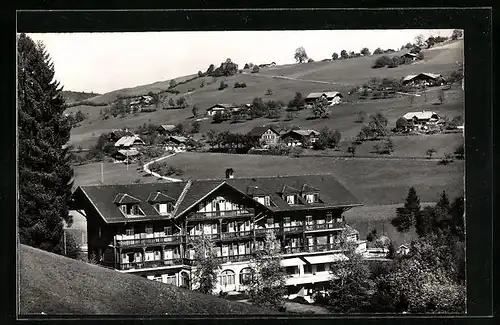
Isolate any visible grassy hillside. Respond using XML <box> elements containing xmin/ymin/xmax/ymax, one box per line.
<box><xmin>62</xmin><ymin>91</ymin><xmax>101</xmax><ymax>104</ymax></box>
<box><xmin>66</xmin><ymin>40</ymin><xmax>464</xmax><ymax>148</ymax></box>
<box><xmin>19</xmin><ymin>244</ymin><xmax>276</xmax><ymax>315</ymax></box>
<box><xmin>141</xmin><ymin>152</ymin><xmax>464</xmax><ymax>206</ymax></box>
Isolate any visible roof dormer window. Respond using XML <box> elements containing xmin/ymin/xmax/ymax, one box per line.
<box><xmin>254</xmin><ymin>196</ymin><xmax>271</xmax><ymax>207</ymax></box>
<box><xmin>305</xmin><ymin>193</ymin><xmax>320</xmax><ymax>203</ymax></box>
<box><xmin>285</xmin><ymin>194</ymin><xmax>297</xmax><ymax>205</ymax></box>
<box><xmin>119</xmin><ymin>203</ymin><xmax>145</xmax><ymax>216</ymax></box>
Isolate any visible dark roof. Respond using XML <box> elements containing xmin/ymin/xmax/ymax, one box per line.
<box><xmin>113</xmin><ymin>193</ymin><xmax>142</xmax><ymax>204</ymax></box>
<box><xmin>301</xmin><ymin>184</ymin><xmax>320</xmax><ymax>193</ymax></box>
<box><xmin>75</xmin><ymin>174</ymin><xmax>361</xmax><ymax>224</ymax></box>
<box><xmin>147</xmin><ymin>192</ymin><xmax>175</xmax><ymax>203</ymax></box>
<box><xmin>279</xmin><ymin>185</ymin><xmax>300</xmax><ymax>195</ymax></box>
<box><xmin>248</xmin><ymin>126</ymin><xmax>279</xmax><ymax>137</ymax></box>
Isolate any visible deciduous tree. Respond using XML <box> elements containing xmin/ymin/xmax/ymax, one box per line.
<box><xmin>294</xmin><ymin>46</ymin><xmax>308</xmax><ymax>63</ymax></box>
<box><xmin>191</xmin><ymin>235</ymin><xmax>222</xmax><ymax>294</ymax></box>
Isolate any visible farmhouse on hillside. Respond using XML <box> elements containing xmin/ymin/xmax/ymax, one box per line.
<box><xmin>165</xmin><ymin>136</ymin><xmax>188</xmax><ymax>152</ymax></box>
<box><xmin>206</xmin><ymin>103</ymin><xmax>238</xmax><ymax>116</ymax></box>
<box><xmin>280</xmin><ymin>129</ymin><xmax>320</xmax><ymax>148</ymax></box>
<box><xmin>400</xmin><ymin>52</ymin><xmax>419</xmax><ymax>63</ymax></box>
<box><xmin>248</xmin><ymin>126</ymin><xmax>280</xmax><ymax>148</ymax></box>
<box><xmin>108</xmin><ymin>129</ymin><xmax>132</xmax><ymax>143</ymax></box>
<box><xmin>402</xmin><ymin>73</ymin><xmax>446</xmax><ymax>87</ymax></box>
<box><xmin>305</xmin><ymin>92</ymin><xmax>343</xmax><ymax>107</ymax></box>
<box><xmin>258</xmin><ymin>62</ymin><xmax>276</xmax><ymax>68</ymax></box>
<box><xmin>114</xmin><ymin>135</ymin><xmax>146</xmax><ymax>149</ymax></box>
<box><xmin>402</xmin><ymin>111</ymin><xmax>443</xmax><ymax>130</ymax></box>
<box><xmin>157</xmin><ymin>124</ymin><xmax>176</xmax><ymax>136</ymax></box>
<box><xmin>112</xmin><ymin>149</ymin><xmax>141</xmax><ymax>163</ymax></box>
<box><xmin>71</xmin><ymin>172</ymin><xmax>367</xmax><ymax>300</ymax></box>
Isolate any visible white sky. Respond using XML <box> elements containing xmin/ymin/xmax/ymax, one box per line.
<box><xmin>28</xmin><ymin>29</ymin><xmax>453</xmax><ymax>94</ymax></box>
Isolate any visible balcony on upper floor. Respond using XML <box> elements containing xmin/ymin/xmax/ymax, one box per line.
<box><xmin>116</xmin><ymin>234</ymin><xmax>184</xmax><ymax>248</ymax></box>
<box><xmin>304</xmin><ymin>221</ymin><xmax>344</xmax><ymax>232</ymax></box>
<box><xmin>187</xmin><ymin>208</ymin><xmax>255</xmax><ymax>221</ymax></box>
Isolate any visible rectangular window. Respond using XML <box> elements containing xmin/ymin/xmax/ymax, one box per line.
<box><xmin>326</xmin><ymin>214</ymin><xmax>333</xmax><ymax>223</ymax></box>
<box><xmin>212</xmin><ymin>223</ymin><xmax>218</xmax><ymax>232</ymax></box>
<box><xmin>304</xmin><ymin>264</ymin><xmax>312</xmax><ymax>274</ymax></box>
<box><xmin>267</xmin><ymin>218</ymin><xmax>274</xmax><ymax>227</ymax></box>
<box><xmin>195</xmin><ymin>223</ymin><xmax>202</xmax><ymax>232</ymax></box>
<box><xmin>125</xmin><ymin>228</ymin><xmax>134</xmax><ymax>236</ymax></box>
<box><xmin>286</xmin><ymin>195</ymin><xmax>295</xmax><ymax>205</ymax></box>
<box><xmin>145</xmin><ymin>224</ymin><xmax>153</xmax><ymax>235</ymax></box>
<box><xmin>164</xmin><ymin>227</ymin><xmax>172</xmax><ymax>236</ymax></box>
<box><xmin>120</xmin><ymin>205</ymin><xmax>127</xmax><ymax>214</ymax></box>
<box><xmin>284</xmin><ymin>217</ymin><xmax>291</xmax><ymax>226</ymax></box>
<box><xmin>167</xmin><ymin>203</ymin><xmax>174</xmax><ymax>213</ymax></box>
<box><xmin>306</xmin><ymin>215</ymin><xmax>313</xmax><ymax>225</ymax></box>
<box><xmin>264</xmin><ymin>196</ymin><xmax>270</xmax><ymax>206</ymax></box>
<box><xmin>313</xmin><ymin>193</ymin><xmax>320</xmax><ymax>202</ymax></box>
<box><xmin>316</xmin><ymin>264</ymin><xmax>326</xmax><ymax>272</ymax></box>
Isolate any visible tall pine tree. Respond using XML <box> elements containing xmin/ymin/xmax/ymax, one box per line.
<box><xmin>392</xmin><ymin>187</ymin><xmax>421</xmax><ymax>233</ymax></box>
<box><xmin>18</xmin><ymin>34</ymin><xmax>74</xmax><ymax>255</ymax></box>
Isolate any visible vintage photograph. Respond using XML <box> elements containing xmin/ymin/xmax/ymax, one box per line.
<box><xmin>18</xmin><ymin>29</ymin><xmax>465</xmax><ymax>315</ymax></box>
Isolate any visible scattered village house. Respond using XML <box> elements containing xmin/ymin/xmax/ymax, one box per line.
<box><xmin>108</xmin><ymin>129</ymin><xmax>132</xmax><ymax>143</ymax></box>
<box><xmin>402</xmin><ymin>111</ymin><xmax>443</xmax><ymax>131</ymax></box>
<box><xmin>112</xmin><ymin>149</ymin><xmax>141</xmax><ymax>163</ymax></box>
<box><xmin>280</xmin><ymin>129</ymin><xmax>320</xmax><ymax>148</ymax></box>
<box><xmin>130</xmin><ymin>95</ymin><xmax>154</xmax><ymax>109</ymax></box>
<box><xmin>165</xmin><ymin>136</ymin><xmax>188</xmax><ymax>152</ymax></box>
<box><xmin>72</xmin><ymin>172</ymin><xmax>367</xmax><ymax>299</ymax></box>
<box><xmin>402</xmin><ymin>73</ymin><xmax>446</xmax><ymax>87</ymax></box>
<box><xmin>248</xmin><ymin>126</ymin><xmax>280</xmax><ymax>148</ymax></box>
<box><xmin>114</xmin><ymin>135</ymin><xmax>146</xmax><ymax>149</ymax></box>
<box><xmin>400</xmin><ymin>52</ymin><xmax>419</xmax><ymax>63</ymax></box>
<box><xmin>305</xmin><ymin>92</ymin><xmax>343</xmax><ymax>107</ymax></box>
<box><xmin>157</xmin><ymin>124</ymin><xmax>176</xmax><ymax>136</ymax></box>
<box><xmin>206</xmin><ymin>103</ymin><xmax>239</xmax><ymax>116</ymax></box>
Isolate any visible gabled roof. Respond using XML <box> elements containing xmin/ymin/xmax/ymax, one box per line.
<box><xmin>248</xmin><ymin>126</ymin><xmax>280</xmax><ymax>137</ymax></box>
<box><xmin>169</xmin><ymin>136</ymin><xmax>188</xmax><ymax>143</ymax></box>
<box><xmin>158</xmin><ymin>124</ymin><xmax>176</xmax><ymax>131</ymax></box>
<box><xmin>301</xmin><ymin>184</ymin><xmax>320</xmax><ymax>193</ymax></box>
<box><xmin>208</xmin><ymin>103</ymin><xmax>237</xmax><ymax>110</ymax></box>
<box><xmin>74</xmin><ymin>174</ymin><xmax>362</xmax><ymax>224</ymax></box>
<box><xmin>288</xmin><ymin>129</ymin><xmax>320</xmax><ymax>137</ymax></box>
<box><xmin>402</xmin><ymin>111</ymin><xmax>440</xmax><ymax>120</ymax></box>
<box><xmin>306</xmin><ymin>92</ymin><xmax>342</xmax><ymax>99</ymax></box>
<box><xmin>117</xmin><ymin>149</ymin><xmax>140</xmax><ymax>157</ymax></box>
<box><xmin>147</xmin><ymin>192</ymin><xmax>175</xmax><ymax>203</ymax></box>
<box><xmin>279</xmin><ymin>185</ymin><xmax>300</xmax><ymax>195</ymax></box>
<box><xmin>403</xmin><ymin>72</ymin><xmax>444</xmax><ymax>82</ymax></box>
<box><xmin>114</xmin><ymin>135</ymin><xmax>145</xmax><ymax>147</ymax></box>
<box><xmin>113</xmin><ymin>193</ymin><xmax>142</xmax><ymax>204</ymax></box>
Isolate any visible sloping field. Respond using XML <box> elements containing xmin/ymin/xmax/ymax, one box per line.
<box><xmin>160</xmin><ymin>152</ymin><xmax>464</xmax><ymax>206</ymax></box>
<box><xmin>19</xmin><ymin>244</ymin><xmax>275</xmax><ymax>315</ymax></box>
<box><xmin>67</xmin><ymin>40</ymin><xmax>463</xmax><ymax>148</ymax></box>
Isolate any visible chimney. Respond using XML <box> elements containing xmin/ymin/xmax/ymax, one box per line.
<box><xmin>225</xmin><ymin>168</ymin><xmax>234</xmax><ymax>179</ymax></box>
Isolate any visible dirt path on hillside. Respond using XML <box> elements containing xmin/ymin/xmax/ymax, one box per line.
<box><xmin>242</xmin><ymin>71</ymin><xmax>353</xmax><ymax>87</ymax></box>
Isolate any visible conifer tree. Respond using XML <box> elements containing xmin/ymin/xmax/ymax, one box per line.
<box><xmin>18</xmin><ymin>34</ymin><xmax>75</xmax><ymax>255</ymax></box>
<box><xmin>191</xmin><ymin>235</ymin><xmax>222</xmax><ymax>294</ymax></box>
<box><xmin>391</xmin><ymin>187</ymin><xmax>421</xmax><ymax>233</ymax></box>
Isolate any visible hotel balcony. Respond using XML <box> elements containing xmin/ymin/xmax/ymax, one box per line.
<box><xmin>254</xmin><ymin>227</ymin><xmax>281</xmax><ymax>237</ymax></box>
<box><xmin>304</xmin><ymin>221</ymin><xmax>344</xmax><ymax>232</ymax></box>
<box><xmin>116</xmin><ymin>235</ymin><xmax>183</xmax><ymax>248</ymax></box>
<box><xmin>187</xmin><ymin>208</ymin><xmax>255</xmax><ymax>221</ymax></box>
<box><xmin>283</xmin><ymin>244</ymin><xmax>342</xmax><ymax>255</ymax></box>
<box><xmin>119</xmin><ymin>258</ymin><xmax>184</xmax><ymax>270</ymax></box>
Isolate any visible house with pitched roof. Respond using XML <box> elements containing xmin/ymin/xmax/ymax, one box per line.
<box><xmin>305</xmin><ymin>92</ymin><xmax>343</xmax><ymax>107</ymax></box>
<box><xmin>157</xmin><ymin>124</ymin><xmax>176</xmax><ymax>136</ymax></box>
<box><xmin>402</xmin><ymin>111</ymin><xmax>443</xmax><ymax>131</ymax></box>
<box><xmin>248</xmin><ymin>126</ymin><xmax>280</xmax><ymax>148</ymax></box>
<box><xmin>402</xmin><ymin>73</ymin><xmax>446</xmax><ymax>87</ymax></box>
<box><xmin>114</xmin><ymin>135</ymin><xmax>146</xmax><ymax>149</ymax></box>
<box><xmin>72</xmin><ymin>172</ymin><xmax>366</xmax><ymax>298</ymax></box>
<box><xmin>280</xmin><ymin>129</ymin><xmax>320</xmax><ymax>147</ymax></box>
<box><xmin>206</xmin><ymin>104</ymin><xmax>238</xmax><ymax>116</ymax></box>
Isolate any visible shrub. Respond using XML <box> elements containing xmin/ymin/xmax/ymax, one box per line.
<box><xmin>234</xmin><ymin>82</ymin><xmax>247</xmax><ymax>88</ymax></box>
<box><xmin>219</xmin><ymin>81</ymin><xmax>228</xmax><ymax>90</ymax></box>
<box><xmin>426</xmin><ymin>148</ymin><xmax>437</xmax><ymax>158</ymax></box>
<box><xmin>372</xmin><ymin>55</ymin><xmax>391</xmax><ymax>68</ymax></box>
<box><xmin>265</xmin><ymin>89</ymin><xmax>273</xmax><ymax>96</ymax></box>
<box><xmin>252</xmin><ymin>65</ymin><xmax>260</xmax><ymax>73</ymax></box>
<box><xmin>388</xmin><ymin>56</ymin><xmax>400</xmax><ymax>68</ymax></box>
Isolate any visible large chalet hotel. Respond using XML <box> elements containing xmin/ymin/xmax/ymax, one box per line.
<box><xmin>72</xmin><ymin>170</ymin><xmax>367</xmax><ymax>296</ymax></box>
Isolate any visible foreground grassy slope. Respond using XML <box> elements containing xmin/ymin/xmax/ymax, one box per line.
<box><xmin>19</xmin><ymin>244</ymin><xmax>275</xmax><ymax>315</ymax></box>
<box><xmin>67</xmin><ymin>40</ymin><xmax>464</xmax><ymax>148</ymax></box>
<box><xmin>151</xmin><ymin>152</ymin><xmax>464</xmax><ymax>206</ymax></box>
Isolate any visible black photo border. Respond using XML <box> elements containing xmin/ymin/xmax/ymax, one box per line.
<box><xmin>2</xmin><ymin>5</ymin><xmax>494</xmax><ymax>325</ymax></box>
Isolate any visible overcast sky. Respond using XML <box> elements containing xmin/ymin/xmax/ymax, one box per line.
<box><xmin>28</xmin><ymin>29</ymin><xmax>454</xmax><ymax>94</ymax></box>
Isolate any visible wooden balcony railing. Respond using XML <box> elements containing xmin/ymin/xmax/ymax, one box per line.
<box><xmin>187</xmin><ymin>208</ymin><xmax>255</xmax><ymax>221</ymax></box>
<box><xmin>214</xmin><ymin>254</ymin><xmax>254</xmax><ymax>263</ymax></box>
<box><xmin>220</xmin><ymin>230</ymin><xmax>252</xmax><ymax>240</ymax></box>
<box><xmin>283</xmin><ymin>225</ymin><xmax>304</xmax><ymax>233</ymax></box>
<box><xmin>254</xmin><ymin>227</ymin><xmax>281</xmax><ymax>237</ymax></box>
<box><xmin>304</xmin><ymin>222</ymin><xmax>343</xmax><ymax>232</ymax></box>
<box><xmin>119</xmin><ymin>258</ymin><xmax>183</xmax><ymax>270</ymax></box>
<box><xmin>116</xmin><ymin>235</ymin><xmax>183</xmax><ymax>247</ymax></box>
